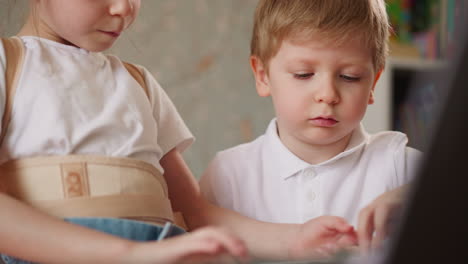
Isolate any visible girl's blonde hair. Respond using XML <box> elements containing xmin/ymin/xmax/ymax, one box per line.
<box><xmin>250</xmin><ymin>0</ymin><xmax>390</xmax><ymax>71</ymax></box>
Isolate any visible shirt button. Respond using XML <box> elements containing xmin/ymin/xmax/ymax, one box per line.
<box><xmin>305</xmin><ymin>168</ymin><xmax>316</xmax><ymax>178</ymax></box>
<box><xmin>308</xmin><ymin>191</ymin><xmax>316</xmax><ymax>201</ymax></box>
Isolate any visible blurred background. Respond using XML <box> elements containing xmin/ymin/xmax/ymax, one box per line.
<box><xmin>0</xmin><ymin>0</ymin><xmax>464</xmax><ymax>178</ymax></box>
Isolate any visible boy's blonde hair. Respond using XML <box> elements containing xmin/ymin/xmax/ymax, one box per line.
<box><xmin>251</xmin><ymin>0</ymin><xmax>390</xmax><ymax>71</ymax></box>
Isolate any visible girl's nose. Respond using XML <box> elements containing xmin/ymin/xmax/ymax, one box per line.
<box><xmin>314</xmin><ymin>77</ymin><xmax>340</xmax><ymax>105</ymax></box>
<box><xmin>109</xmin><ymin>0</ymin><xmax>134</xmax><ymax>17</ymax></box>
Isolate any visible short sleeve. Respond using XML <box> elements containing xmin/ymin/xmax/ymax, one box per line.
<box><xmin>140</xmin><ymin>66</ymin><xmax>194</xmax><ymax>155</ymax></box>
<box><xmin>393</xmin><ymin>134</ymin><xmax>423</xmax><ymax>187</ymax></box>
<box><xmin>404</xmin><ymin>147</ymin><xmax>423</xmax><ymax>182</ymax></box>
<box><xmin>199</xmin><ymin>153</ymin><xmax>236</xmax><ymax>209</ymax></box>
<box><xmin>0</xmin><ymin>40</ymin><xmax>6</xmax><ymax>135</ymax></box>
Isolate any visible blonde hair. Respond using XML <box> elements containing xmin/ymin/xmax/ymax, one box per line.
<box><xmin>251</xmin><ymin>0</ymin><xmax>390</xmax><ymax>71</ymax></box>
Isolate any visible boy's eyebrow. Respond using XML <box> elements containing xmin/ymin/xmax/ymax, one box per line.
<box><xmin>289</xmin><ymin>59</ymin><xmax>315</xmax><ymax>67</ymax></box>
<box><xmin>286</xmin><ymin>58</ymin><xmax>373</xmax><ymax>71</ymax></box>
<box><xmin>284</xmin><ymin>57</ymin><xmax>318</xmax><ymax>67</ymax></box>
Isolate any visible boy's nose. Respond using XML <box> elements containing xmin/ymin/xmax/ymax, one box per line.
<box><xmin>109</xmin><ymin>0</ymin><xmax>134</xmax><ymax>17</ymax></box>
<box><xmin>314</xmin><ymin>78</ymin><xmax>340</xmax><ymax>105</ymax></box>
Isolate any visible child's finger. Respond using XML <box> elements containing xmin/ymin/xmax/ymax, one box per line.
<box><xmin>190</xmin><ymin>239</ymin><xmax>248</xmax><ymax>264</ymax></box>
<box><xmin>321</xmin><ymin>216</ymin><xmax>355</xmax><ymax>233</ymax></box>
<box><xmin>193</xmin><ymin>227</ymin><xmax>249</xmax><ymax>260</ymax></box>
<box><xmin>371</xmin><ymin>206</ymin><xmax>392</xmax><ymax>249</ymax></box>
<box><xmin>311</xmin><ymin>246</ymin><xmax>334</xmax><ymax>259</ymax></box>
<box><xmin>164</xmin><ymin>233</ymin><xmax>245</xmax><ymax>264</ymax></box>
<box><xmin>337</xmin><ymin>231</ymin><xmax>358</xmax><ymax>247</ymax></box>
<box><xmin>357</xmin><ymin>206</ymin><xmax>375</xmax><ymax>252</ymax></box>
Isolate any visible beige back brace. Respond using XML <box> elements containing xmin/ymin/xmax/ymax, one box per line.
<box><xmin>0</xmin><ymin>37</ymin><xmax>187</xmax><ymax>229</ymax></box>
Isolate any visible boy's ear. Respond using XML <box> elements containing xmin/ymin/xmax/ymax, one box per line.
<box><xmin>368</xmin><ymin>68</ymin><xmax>384</xmax><ymax>105</ymax></box>
<box><xmin>250</xmin><ymin>55</ymin><xmax>271</xmax><ymax>97</ymax></box>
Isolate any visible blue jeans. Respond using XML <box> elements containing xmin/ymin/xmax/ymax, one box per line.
<box><xmin>0</xmin><ymin>217</ymin><xmax>185</xmax><ymax>264</ymax></box>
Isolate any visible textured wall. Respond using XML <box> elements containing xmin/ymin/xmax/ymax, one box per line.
<box><xmin>1</xmin><ymin>0</ymin><xmax>274</xmax><ymax>178</ymax></box>
<box><xmin>115</xmin><ymin>0</ymin><xmax>274</xmax><ymax>178</ymax></box>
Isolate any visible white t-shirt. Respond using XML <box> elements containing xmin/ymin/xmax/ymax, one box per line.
<box><xmin>0</xmin><ymin>36</ymin><xmax>193</xmax><ymax>173</ymax></box>
<box><xmin>200</xmin><ymin>119</ymin><xmax>422</xmax><ymax>226</ymax></box>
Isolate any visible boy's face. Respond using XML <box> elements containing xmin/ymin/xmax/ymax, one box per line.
<box><xmin>251</xmin><ymin>34</ymin><xmax>379</xmax><ymax>155</ymax></box>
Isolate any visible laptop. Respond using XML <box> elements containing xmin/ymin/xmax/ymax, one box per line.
<box><xmin>345</xmin><ymin>12</ymin><xmax>468</xmax><ymax>264</ymax></box>
<box><xmin>376</xmin><ymin>16</ymin><xmax>468</xmax><ymax>264</ymax></box>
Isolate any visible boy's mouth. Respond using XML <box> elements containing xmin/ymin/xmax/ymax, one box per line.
<box><xmin>309</xmin><ymin>117</ymin><xmax>338</xmax><ymax>127</ymax></box>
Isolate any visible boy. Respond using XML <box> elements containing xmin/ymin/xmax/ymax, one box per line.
<box><xmin>200</xmin><ymin>0</ymin><xmax>421</xmax><ymax>249</ymax></box>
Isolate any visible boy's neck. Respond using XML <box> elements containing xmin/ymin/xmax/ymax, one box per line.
<box><xmin>277</xmin><ymin>129</ymin><xmax>353</xmax><ymax>165</ymax></box>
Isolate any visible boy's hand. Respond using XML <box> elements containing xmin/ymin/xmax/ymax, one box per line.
<box><xmin>287</xmin><ymin>216</ymin><xmax>357</xmax><ymax>260</ymax></box>
<box><xmin>122</xmin><ymin>226</ymin><xmax>249</xmax><ymax>264</ymax></box>
<box><xmin>357</xmin><ymin>184</ymin><xmax>409</xmax><ymax>252</ymax></box>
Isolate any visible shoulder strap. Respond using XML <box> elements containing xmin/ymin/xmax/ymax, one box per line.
<box><xmin>0</xmin><ymin>41</ymin><xmax>149</xmax><ymax>146</ymax></box>
<box><xmin>0</xmin><ymin>37</ymin><xmax>25</xmax><ymax>146</ymax></box>
<box><xmin>123</xmin><ymin>61</ymin><xmax>150</xmax><ymax>99</ymax></box>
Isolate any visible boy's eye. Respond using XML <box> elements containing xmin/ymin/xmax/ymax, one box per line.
<box><xmin>340</xmin><ymin>75</ymin><xmax>361</xmax><ymax>82</ymax></box>
<box><xmin>294</xmin><ymin>73</ymin><xmax>314</xmax><ymax>79</ymax></box>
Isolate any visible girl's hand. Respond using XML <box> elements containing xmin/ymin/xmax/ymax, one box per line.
<box><xmin>287</xmin><ymin>216</ymin><xmax>357</xmax><ymax>260</ymax></box>
<box><xmin>121</xmin><ymin>226</ymin><xmax>249</xmax><ymax>264</ymax></box>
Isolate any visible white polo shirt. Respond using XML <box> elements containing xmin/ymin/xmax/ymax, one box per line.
<box><xmin>200</xmin><ymin>119</ymin><xmax>422</xmax><ymax>226</ymax></box>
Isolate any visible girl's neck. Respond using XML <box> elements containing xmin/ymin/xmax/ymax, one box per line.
<box><xmin>17</xmin><ymin>15</ymin><xmax>68</xmax><ymax>45</ymax></box>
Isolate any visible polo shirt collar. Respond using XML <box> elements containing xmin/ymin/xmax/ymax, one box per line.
<box><xmin>261</xmin><ymin>119</ymin><xmax>369</xmax><ymax>180</ymax></box>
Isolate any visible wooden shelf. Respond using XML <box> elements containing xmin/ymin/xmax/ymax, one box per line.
<box><xmin>388</xmin><ymin>57</ymin><xmax>447</xmax><ymax>71</ymax></box>
<box><xmin>389</xmin><ymin>41</ymin><xmax>421</xmax><ymax>59</ymax></box>
<box><xmin>388</xmin><ymin>41</ymin><xmax>446</xmax><ymax>70</ymax></box>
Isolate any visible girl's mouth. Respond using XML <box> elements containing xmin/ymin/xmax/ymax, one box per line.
<box><xmin>309</xmin><ymin>117</ymin><xmax>338</xmax><ymax>127</ymax></box>
<box><xmin>99</xmin><ymin>30</ymin><xmax>121</xmax><ymax>38</ymax></box>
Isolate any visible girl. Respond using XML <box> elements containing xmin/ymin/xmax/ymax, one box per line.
<box><xmin>0</xmin><ymin>1</ymin><xmax>357</xmax><ymax>263</ymax></box>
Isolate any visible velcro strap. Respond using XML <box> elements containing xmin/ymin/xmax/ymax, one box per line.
<box><xmin>0</xmin><ymin>155</ymin><xmax>175</xmax><ymax>222</ymax></box>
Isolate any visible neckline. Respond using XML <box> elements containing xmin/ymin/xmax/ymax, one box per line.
<box><xmin>19</xmin><ymin>36</ymin><xmax>94</xmax><ymax>55</ymax></box>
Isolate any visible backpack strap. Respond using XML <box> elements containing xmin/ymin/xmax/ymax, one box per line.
<box><xmin>123</xmin><ymin>61</ymin><xmax>150</xmax><ymax>99</ymax></box>
<box><xmin>0</xmin><ymin>37</ymin><xmax>25</xmax><ymax>146</ymax></box>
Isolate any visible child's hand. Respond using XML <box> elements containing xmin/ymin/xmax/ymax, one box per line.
<box><xmin>121</xmin><ymin>226</ymin><xmax>249</xmax><ymax>264</ymax></box>
<box><xmin>287</xmin><ymin>216</ymin><xmax>357</xmax><ymax>260</ymax></box>
<box><xmin>357</xmin><ymin>184</ymin><xmax>409</xmax><ymax>252</ymax></box>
